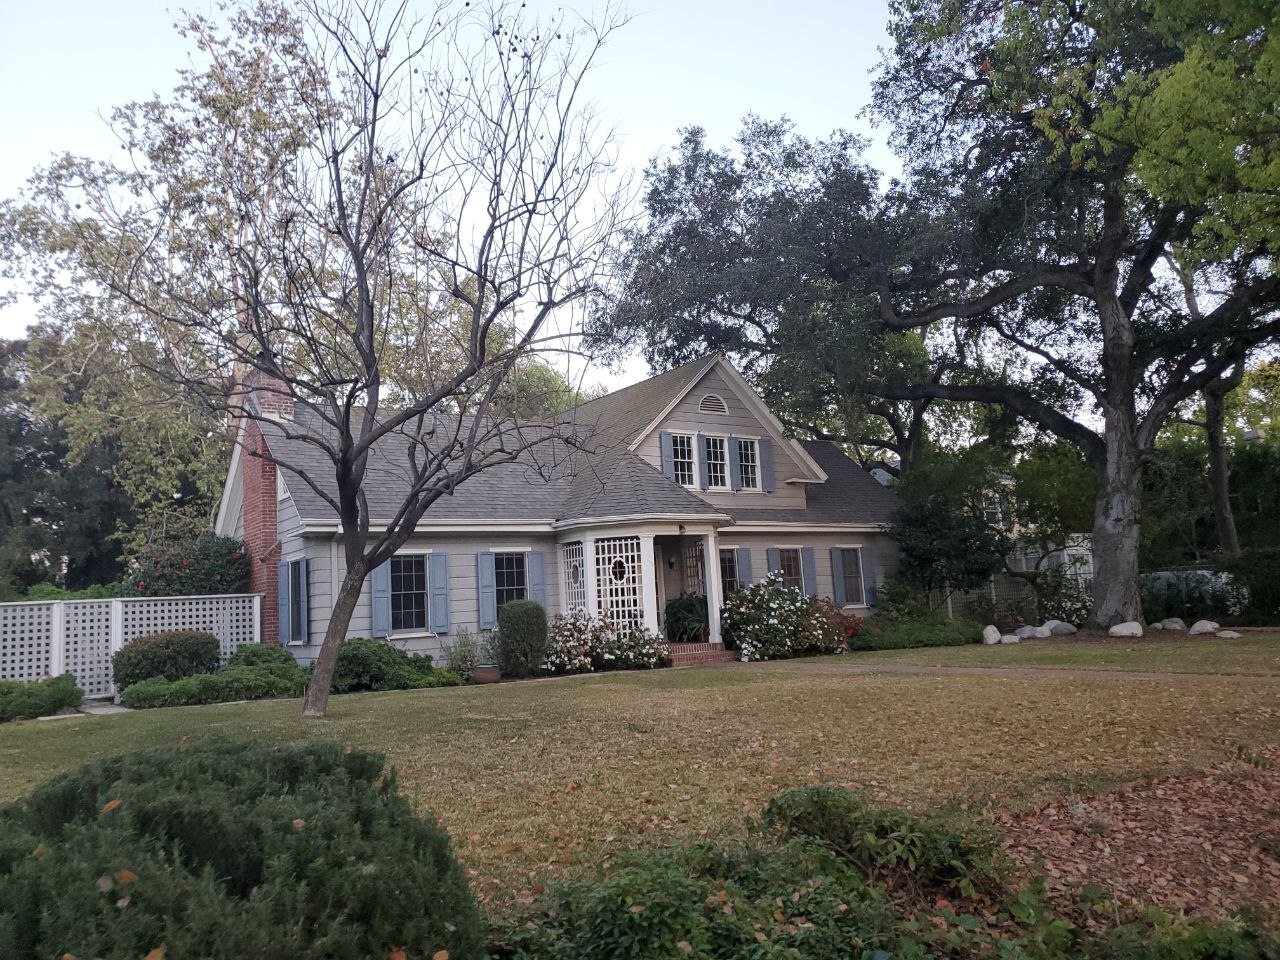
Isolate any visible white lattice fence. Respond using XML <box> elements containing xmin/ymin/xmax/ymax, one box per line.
<box><xmin>0</xmin><ymin>594</ymin><xmax>261</xmax><ymax>698</ymax></box>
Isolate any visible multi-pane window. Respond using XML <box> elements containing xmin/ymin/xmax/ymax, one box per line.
<box><xmin>684</xmin><ymin>541</ymin><xmax>706</xmax><ymax>594</ymax></box>
<box><xmin>671</xmin><ymin>433</ymin><xmax>696</xmax><ymax>486</ymax></box>
<box><xmin>737</xmin><ymin>438</ymin><xmax>759</xmax><ymax>489</ymax></box>
<box><xmin>494</xmin><ymin>552</ymin><xmax>528</xmax><ymax>608</ymax></box>
<box><xmin>719</xmin><ymin>549</ymin><xmax>741</xmax><ymax>594</ymax></box>
<box><xmin>776</xmin><ymin>548</ymin><xmax>802</xmax><ymax>591</ymax></box>
<box><xmin>704</xmin><ymin>436</ymin><xmax>727</xmax><ymax>488</ymax></box>
<box><xmin>390</xmin><ymin>555</ymin><xmax>428</xmax><ymax>632</ymax></box>
<box><xmin>837</xmin><ymin>548</ymin><xmax>864</xmax><ymax>605</ymax></box>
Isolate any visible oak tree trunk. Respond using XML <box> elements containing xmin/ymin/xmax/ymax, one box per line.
<box><xmin>1204</xmin><ymin>388</ymin><xmax>1241</xmax><ymax>559</ymax></box>
<box><xmin>1089</xmin><ymin>408</ymin><xmax>1145</xmax><ymax>628</ymax></box>
<box><xmin>302</xmin><ymin>563</ymin><xmax>367</xmax><ymax>717</ymax></box>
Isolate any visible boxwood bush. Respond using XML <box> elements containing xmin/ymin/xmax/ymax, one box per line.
<box><xmin>110</xmin><ymin>630</ymin><xmax>221</xmax><ymax>690</ymax></box>
<box><xmin>0</xmin><ymin>740</ymin><xmax>484</xmax><ymax>957</ymax></box>
<box><xmin>332</xmin><ymin>637</ymin><xmax>462</xmax><ymax>693</ymax></box>
<box><xmin>225</xmin><ymin>643</ymin><xmax>300</xmax><ymax>671</ymax></box>
<box><xmin>494</xmin><ymin>600</ymin><xmax>548</xmax><ymax>678</ymax></box>
<box><xmin>121</xmin><ymin>663</ymin><xmax>307</xmax><ymax>709</ymax></box>
<box><xmin>848</xmin><ymin>616</ymin><xmax>982</xmax><ymax>651</ymax></box>
<box><xmin>0</xmin><ymin>675</ymin><xmax>82</xmax><ymax>723</ymax></box>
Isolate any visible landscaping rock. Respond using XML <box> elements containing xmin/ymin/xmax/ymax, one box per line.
<box><xmin>982</xmin><ymin>625</ymin><xmax>1001</xmax><ymax>645</ymax></box>
<box><xmin>1189</xmin><ymin>619</ymin><xmax>1220</xmax><ymax>635</ymax></box>
<box><xmin>1148</xmin><ymin>621</ymin><xmax>1164</xmax><ymax>630</ymax></box>
<box><xmin>1050</xmin><ymin>623</ymin><xmax>1078</xmax><ymax>636</ymax></box>
<box><xmin>1108</xmin><ymin>620</ymin><xmax>1144</xmax><ymax>637</ymax></box>
<box><xmin>1160</xmin><ymin>618</ymin><xmax>1188</xmax><ymax>631</ymax></box>
<box><xmin>1033</xmin><ymin>626</ymin><xmax>1052</xmax><ymax>638</ymax></box>
<box><xmin>1216</xmin><ymin>630</ymin><xmax>1243</xmax><ymax>639</ymax></box>
<box><xmin>1015</xmin><ymin>625</ymin><xmax>1039</xmax><ymax>638</ymax></box>
<box><xmin>999</xmin><ymin>635</ymin><xmax>1021</xmax><ymax>644</ymax></box>
<box><xmin>1043</xmin><ymin>619</ymin><xmax>1063</xmax><ymax>631</ymax></box>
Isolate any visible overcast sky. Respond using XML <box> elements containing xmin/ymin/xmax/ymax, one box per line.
<box><xmin>0</xmin><ymin>0</ymin><xmax>896</xmax><ymax>390</ymax></box>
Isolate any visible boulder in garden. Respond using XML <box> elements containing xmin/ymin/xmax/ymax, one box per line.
<box><xmin>1108</xmin><ymin>621</ymin><xmax>1143</xmax><ymax>637</ymax></box>
<box><xmin>1188</xmin><ymin>620</ymin><xmax>1220</xmax><ymax>635</ymax></box>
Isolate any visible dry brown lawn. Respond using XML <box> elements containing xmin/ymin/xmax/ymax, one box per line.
<box><xmin>2</xmin><ymin>660</ymin><xmax>1279</xmax><ymax>906</ymax></box>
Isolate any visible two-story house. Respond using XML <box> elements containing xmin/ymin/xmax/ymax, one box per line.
<box><xmin>215</xmin><ymin>353</ymin><xmax>900</xmax><ymax>664</ymax></box>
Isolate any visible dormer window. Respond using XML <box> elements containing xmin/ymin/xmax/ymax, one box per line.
<box><xmin>698</xmin><ymin>393</ymin><xmax>728</xmax><ymax>415</ymax></box>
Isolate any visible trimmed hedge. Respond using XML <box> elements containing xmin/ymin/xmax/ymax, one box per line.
<box><xmin>0</xmin><ymin>740</ymin><xmax>484</xmax><ymax>957</ymax></box>
<box><xmin>494</xmin><ymin>600</ymin><xmax>548</xmax><ymax>678</ymax></box>
<box><xmin>110</xmin><ymin>630</ymin><xmax>221</xmax><ymax>690</ymax></box>
<box><xmin>225</xmin><ymin>643</ymin><xmax>300</xmax><ymax>671</ymax></box>
<box><xmin>0</xmin><ymin>675</ymin><xmax>82</xmax><ymax>723</ymax></box>
<box><xmin>121</xmin><ymin>663</ymin><xmax>307</xmax><ymax>709</ymax></box>
<box><xmin>332</xmin><ymin>637</ymin><xmax>462</xmax><ymax>693</ymax></box>
<box><xmin>847</xmin><ymin>617</ymin><xmax>982</xmax><ymax>651</ymax></box>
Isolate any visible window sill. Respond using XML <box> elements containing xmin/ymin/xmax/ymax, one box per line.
<box><xmin>388</xmin><ymin>631</ymin><xmax>441</xmax><ymax>640</ymax></box>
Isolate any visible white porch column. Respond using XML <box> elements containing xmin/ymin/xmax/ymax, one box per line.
<box><xmin>703</xmin><ymin>531</ymin><xmax>723</xmax><ymax>645</ymax></box>
<box><xmin>583</xmin><ymin>537</ymin><xmax>599</xmax><ymax>617</ymax></box>
<box><xmin>639</xmin><ymin>533</ymin><xmax>659</xmax><ymax>635</ymax></box>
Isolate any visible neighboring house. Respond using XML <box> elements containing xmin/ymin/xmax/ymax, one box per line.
<box><xmin>214</xmin><ymin>354</ymin><xmax>901</xmax><ymax>662</ymax></box>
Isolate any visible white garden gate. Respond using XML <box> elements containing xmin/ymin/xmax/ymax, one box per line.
<box><xmin>0</xmin><ymin>594</ymin><xmax>261</xmax><ymax>698</ymax></box>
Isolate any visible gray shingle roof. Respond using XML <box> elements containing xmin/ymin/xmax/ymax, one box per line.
<box><xmin>726</xmin><ymin>441</ymin><xmax>900</xmax><ymax>527</ymax></box>
<box><xmin>255</xmin><ymin>361</ymin><xmax>892</xmax><ymax>529</ymax></box>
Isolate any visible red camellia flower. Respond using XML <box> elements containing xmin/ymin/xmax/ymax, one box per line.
<box><xmin>135</xmin><ymin>582</ymin><xmax>145</xmax><ymax>591</ymax></box>
<box><xmin>182</xmin><ymin>559</ymin><xmax>190</xmax><ymax>567</ymax></box>
<box><xmin>231</xmin><ymin>552</ymin><xmax>241</xmax><ymax>559</ymax></box>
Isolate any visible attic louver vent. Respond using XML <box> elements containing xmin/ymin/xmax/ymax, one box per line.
<box><xmin>698</xmin><ymin>393</ymin><xmax>728</xmax><ymax>414</ymax></box>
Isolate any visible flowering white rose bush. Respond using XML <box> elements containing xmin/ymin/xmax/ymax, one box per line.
<box><xmin>720</xmin><ymin>573</ymin><xmax>847</xmax><ymax>662</ymax></box>
<box><xmin>544</xmin><ymin>610</ymin><xmax>671</xmax><ymax>673</ymax></box>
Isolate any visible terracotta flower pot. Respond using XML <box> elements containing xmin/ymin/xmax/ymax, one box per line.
<box><xmin>472</xmin><ymin>664</ymin><xmax>501</xmax><ymax>684</ymax></box>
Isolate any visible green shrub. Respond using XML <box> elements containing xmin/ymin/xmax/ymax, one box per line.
<box><xmin>874</xmin><ymin>578</ymin><xmax>937</xmax><ymax>621</ymax></box>
<box><xmin>440</xmin><ymin>627</ymin><xmax>481</xmax><ymax>678</ymax></box>
<box><xmin>331</xmin><ymin>637</ymin><xmax>460</xmax><ymax>693</ymax></box>
<box><xmin>121</xmin><ymin>663</ymin><xmax>308</xmax><ymax>708</ymax></box>
<box><xmin>0</xmin><ymin>740</ymin><xmax>484</xmax><ymax>958</ymax></box>
<box><xmin>22</xmin><ymin>582</ymin><xmax>124</xmax><ymax>601</ymax></box>
<box><xmin>1224</xmin><ymin>547</ymin><xmax>1280</xmax><ymax>623</ymax></box>
<box><xmin>124</xmin><ymin>533</ymin><xmax>250</xmax><ymax>597</ymax></box>
<box><xmin>1140</xmin><ymin>569</ymin><xmax>1249</xmax><ymax>623</ymax></box>
<box><xmin>225</xmin><ymin>643</ymin><xmax>299</xmax><ymax>671</ymax></box>
<box><xmin>591</xmin><ymin>624</ymin><xmax>671</xmax><ymax>670</ymax></box>
<box><xmin>0</xmin><ymin>675</ymin><xmax>82</xmax><ymax>723</ymax></box>
<box><xmin>664</xmin><ymin>592</ymin><xmax>708</xmax><ymax>643</ymax></box>
<box><xmin>762</xmin><ymin>786</ymin><xmax>1003</xmax><ymax>897</ymax></box>
<box><xmin>110</xmin><ymin>630</ymin><xmax>221</xmax><ymax>690</ymax></box>
<box><xmin>494</xmin><ymin>600</ymin><xmax>548</xmax><ymax>678</ymax></box>
<box><xmin>848</xmin><ymin>616</ymin><xmax>982</xmax><ymax>651</ymax></box>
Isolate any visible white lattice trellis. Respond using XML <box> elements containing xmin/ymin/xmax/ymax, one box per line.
<box><xmin>0</xmin><ymin>603</ymin><xmax>54</xmax><ymax>684</ymax></box>
<box><xmin>64</xmin><ymin>601</ymin><xmax>114</xmax><ymax>698</ymax></box>
<box><xmin>595</xmin><ymin>537</ymin><xmax>643</xmax><ymax>627</ymax></box>
<box><xmin>0</xmin><ymin>594</ymin><xmax>261</xmax><ymax>698</ymax></box>
<box><xmin>561</xmin><ymin>542</ymin><xmax>586</xmax><ymax>611</ymax></box>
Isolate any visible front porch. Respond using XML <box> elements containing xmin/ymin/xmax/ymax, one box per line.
<box><xmin>557</xmin><ymin>522</ymin><xmax>726</xmax><ymax>647</ymax></box>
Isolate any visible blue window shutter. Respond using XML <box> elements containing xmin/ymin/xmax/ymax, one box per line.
<box><xmin>527</xmin><ymin>550</ymin><xmax>546</xmax><ymax>607</ymax></box>
<box><xmin>429</xmin><ymin>553</ymin><xmax>450</xmax><ymax>634</ymax></box>
<box><xmin>766</xmin><ymin>547</ymin><xmax>781</xmax><ymax>575</ymax></box>
<box><xmin>760</xmin><ymin>439</ymin><xmax>776</xmax><ymax>493</ymax></box>
<box><xmin>801</xmin><ymin>547</ymin><xmax>817</xmax><ymax>596</ymax></box>
<box><xmin>727</xmin><ymin>435</ymin><xmax>743</xmax><ymax>491</ymax></box>
<box><xmin>830</xmin><ymin>548</ymin><xmax>847</xmax><ymax>606</ymax></box>
<box><xmin>861</xmin><ymin>544</ymin><xmax>879</xmax><ymax>606</ymax></box>
<box><xmin>370</xmin><ymin>559</ymin><xmax>391</xmax><ymax>638</ymax></box>
<box><xmin>696</xmin><ymin>434</ymin><xmax>708</xmax><ymax>490</ymax></box>
<box><xmin>277</xmin><ymin>561</ymin><xmax>292</xmax><ymax>645</ymax></box>
<box><xmin>295</xmin><ymin>559</ymin><xmax>309</xmax><ymax>644</ymax></box>
<box><xmin>659</xmin><ymin>431</ymin><xmax>675</xmax><ymax>480</ymax></box>
<box><xmin>477</xmin><ymin>552</ymin><xmax>498</xmax><ymax>629</ymax></box>
<box><xmin>736</xmin><ymin>547</ymin><xmax>753</xmax><ymax>585</ymax></box>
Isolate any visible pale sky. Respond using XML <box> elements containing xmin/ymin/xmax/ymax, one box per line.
<box><xmin>0</xmin><ymin>0</ymin><xmax>896</xmax><ymax>390</ymax></box>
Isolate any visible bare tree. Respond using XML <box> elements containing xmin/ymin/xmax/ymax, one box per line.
<box><xmin>17</xmin><ymin>0</ymin><xmax>627</xmax><ymax>716</ymax></box>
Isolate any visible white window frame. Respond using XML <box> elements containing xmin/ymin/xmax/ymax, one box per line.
<box><xmin>670</xmin><ymin>432</ymin><xmax>696</xmax><ymax>488</ymax></box>
<box><xmin>703</xmin><ymin>435</ymin><xmax>728</xmax><ymax>489</ymax></box>
<box><xmin>833</xmin><ymin>544</ymin><xmax>866</xmax><ymax>608</ymax></box>
<box><xmin>492</xmin><ymin>550</ymin><xmax>530</xmax><ymax>609</ymax></box>
<box><xmin>737</xmin><ymin>438</ymin><xmax>761</xmax><ymax>491</ymax></box>
<box><xmin>389</xmin><ymin>550</ymin><xmax>433</xmax><ymax>636</ymax></box>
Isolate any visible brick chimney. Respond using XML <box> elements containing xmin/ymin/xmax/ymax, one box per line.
<box><xmin>243</xmin><ymin>354</ymin><xmax>295</xmax><ymax>421</ymax></box>
<box><xmin>242</xmin><ymin>419</ymin><xmax>282</xmax><ymax>645</ymax></box>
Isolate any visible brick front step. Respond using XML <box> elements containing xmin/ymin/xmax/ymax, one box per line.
<box><xmin>669</xmin><ymin>643</ymin><xmax>737</xmax><ymax>667</ymax></box>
